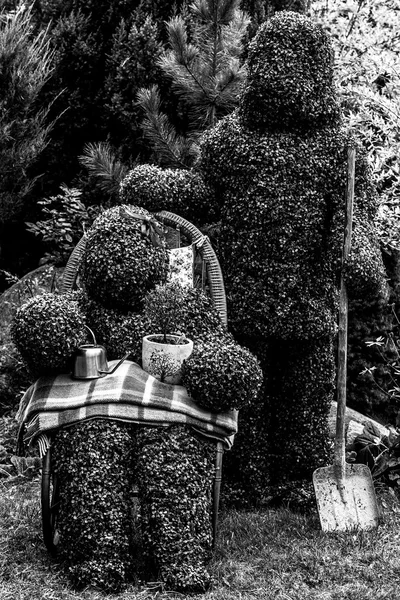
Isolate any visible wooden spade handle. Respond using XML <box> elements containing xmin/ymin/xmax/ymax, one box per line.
<box><xmin>335</xmin><ymin>147</ymin><xmax>355</xmax><ymax>476</ymax></box>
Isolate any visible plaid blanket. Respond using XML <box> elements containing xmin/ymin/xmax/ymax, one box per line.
<box><xmin>17</xmin><ymin>360</ymin><xmax>238</xmax><ymax>452</ymax></box>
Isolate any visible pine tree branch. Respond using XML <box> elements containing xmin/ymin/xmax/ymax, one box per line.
<box><xmin>79</xmin><ymin>142</ymin><xmax>128</xmax><ymax>197</ymax></box>
<box><xmin>137</xmin><ymin>86</ymin><xmax>198</xmax><ymax>168</ymax></box>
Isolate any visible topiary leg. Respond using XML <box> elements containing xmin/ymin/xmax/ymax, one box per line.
<box><xmin>137</xmin><ymin>425</ymin><xmax>215</xmax><ymax>594</ymax></box>
<box><xmin>51</xmin><ymin>420</ymin><xmax>137</xmax><ymax>593</ymax></box>
<box><xmin>266</xmin><ymin>336</ymin><xmax>334</xmax><ymax>485</ymax></box>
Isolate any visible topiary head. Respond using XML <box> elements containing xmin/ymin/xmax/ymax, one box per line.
<box><xmin>80</xmin><ymin>205</ymin><xmax>168</xmax><ymax>312</ymax></box>
<box><xmin>239</xmin><ymin>11</ymin><xmax>340</xmax><ymax>131</ymax></box>
<box><xmin>11</xmin><ymin>292</ymin><xmax>87</xmax><ymax>379</ymax></box>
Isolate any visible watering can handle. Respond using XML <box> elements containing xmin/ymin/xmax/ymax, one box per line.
<box><xmin>334</xmin><ymin>146</ymin><xmax>355</xmax><ymax>481</ymax></box>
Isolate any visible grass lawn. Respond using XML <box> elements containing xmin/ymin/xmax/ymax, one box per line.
<box><xmin>2</xmin><ymin>476</ymin><xmax>400</xmax><ymax>600</ymax></box>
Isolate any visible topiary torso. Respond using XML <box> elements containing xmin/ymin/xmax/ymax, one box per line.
<box><xmin>201</xmin><ymin>116</ymin><xmax>349</xmax><ymax>340</ymax></box>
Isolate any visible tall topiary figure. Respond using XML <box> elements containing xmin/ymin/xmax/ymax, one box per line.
<box><xmin>121</xmin><ymin>11</ymin><xmax>388</xmax><ymax>506</ymax></box>
<box><xmin>199</xmin><ymin>11</ymin><xmax>387</xmax><ymax>505</ymax></box>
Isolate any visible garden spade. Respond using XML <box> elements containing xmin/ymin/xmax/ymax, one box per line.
<box><xmin>312</xmin><ymin>147</ymin><xmax>380</xmax><ymax>532</ymax></box>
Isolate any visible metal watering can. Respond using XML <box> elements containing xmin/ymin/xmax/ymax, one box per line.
<box><xmin>72</xmin><ymin>325</ymin><xmax>130</xmax><ymax>380</ymax></box>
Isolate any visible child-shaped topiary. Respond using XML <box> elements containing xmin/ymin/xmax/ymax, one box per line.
<box><xmin>120</xmin><ymin>11</ymin><xmax>388</xmax><ymax>507</ymax></box>
<box><xmin>13</xmin><ymin>204</ymin><xmax>262</xmax><ymax>592</ymax></box>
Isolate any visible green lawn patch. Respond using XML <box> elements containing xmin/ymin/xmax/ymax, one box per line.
<box><xmin>2</xmin><ymin>478</ymin><xmax>400</xmax><ymax>599</ymax></box>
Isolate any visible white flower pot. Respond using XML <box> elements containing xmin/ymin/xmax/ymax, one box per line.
<box><xmin>142</xmin><ymin>334</ymin><xmax>194</xmax><ymax>384</ymax></box>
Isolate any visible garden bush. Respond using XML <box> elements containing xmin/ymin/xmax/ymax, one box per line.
<box><xmin>143</xmin><ymin>283</ymin><xmax>228</xmax><ymax>344</ymax></box>
<box><xmin>182</xmin><ymin>339</ymin><xmax>263</xmax><ymax>412</ymax></box>
<box><xmin>311</xmin><ymin>0</ymin><xmax>400</xmax><ymax>422</ymax></box>
<box><xmin>25</xmin><ymin>185</ymin><xmax>101</xmax><ymax>266</ymax></box>
<box><xmin>80</xmin><ymin>205</ymin><xmax>168</xmax><ymax>311</ymax></box>
<box><xmin>11</xmin><ymin>291</ymin><xmax>87</xmax><ymax>379</ymax></box>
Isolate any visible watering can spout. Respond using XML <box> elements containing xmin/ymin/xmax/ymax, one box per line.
<box><xmin>98</xmin><ymin>352</ymin><xmax>131</xmax><ymax>376</ymax></box>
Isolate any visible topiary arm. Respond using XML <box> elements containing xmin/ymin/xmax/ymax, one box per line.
<box><xmin>181</xmin><ymin>337</ymin><xmax>263</xmax><ymax>413</ymax></box>
<box><xmin>325</xmin><ymin>140</ymin><xmax>388</xmax><ymax>302</ymax></box>
<box><xmin>344</xmin><ymin>147</ymin><xmax>389</xmax><ymax>301</ymax></box>
<box><xmin>119</xmin><ymin>164</ymin><xmax>216</xmax><ymax>225</ymax></box>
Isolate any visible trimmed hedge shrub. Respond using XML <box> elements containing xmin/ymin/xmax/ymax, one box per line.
<box><xmin>143</xmin><ymin>284</ymin><xmax>228</xmax><ymax>344</ymax></box>
<box><xmin>136</xmin><ymin>425</ymin><xmax>215</xmax><ymax>594</ymax></box>
<box><xmin>344</xmin><ymin>221</ymin><xmax>389</xmax><ymax>300</ymax></box>
<box><xmin>80</xmin><ymin>205</ymin><xmax>168</xmax><ymax>311</ymax></box>
<box><xmin>182</xmin><ymin>339</ymin><xmax>263</xmax><ymax>412</ymax></box>
<box><xmin>52</xmin><ymin>420</ymin><xmax>137</xmax><ymax>593</ymax></box>
<box><xmin>11</xmin><ymin>291</ymin><xmax>87</xmax><ymax>378</ymax></box>
<box><xmin>119</xmin><ymin>164</ymin><xmax>215</xmax><ymax>225</ymax></box>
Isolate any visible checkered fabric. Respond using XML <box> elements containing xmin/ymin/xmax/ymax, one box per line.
<box><xmin>17</xmin><ymin>360</ymin><xmax>238</xmax><ymax>452</ymax></box>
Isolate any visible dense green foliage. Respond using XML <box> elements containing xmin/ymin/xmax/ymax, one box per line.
<box><xmin>136</xmin><ymin>425</ymin><xmax>215</xmax><ymax>593</ymax></box>
<box><xmin>11</xmin><ymin>291</ymin><xmax>86</xmax><ymax>378</ymax></box>
<box><xmin>80</xmin><ymin>206</ymin><xmax>168</xmax><ymax>311</ymax></box>
<box><xmin>0</xmin><ymin>4</ymin><xmax>54</xmax><ymax>225</ymax></box>
<box><xmin>25</xmin><ymin>186</ymin><xmax>101</xmax><ymax>266</ymax></box>
<box><xmin>137</xmin><ymin>0</ymin><xmax>250</xmax><ymax>168</ymax></box>
<box><xmin>182</xmin><ymin>339</ymin><xmax>263</xmax><ymax>412</ymax></box>
<box><xmin>144</xmin><ymin>283</ymin><xmax>228</xmax><ymax>343</ymax></box>
<box><xmin>52</xmin><ymin>420</ymin><xmax>137</xmax><ymax>592</ymax></box>
<box><xmin>120</xmin><ymin>164</ymin><xmax>214</xmax><ymax>224</ymax></box>
<box><xmin>313</xmin><ymin>0</ymin><xmax>400</xmax><ymax>254</ymax></box>
<box><xmin>239</xmin><ymin>11</ymin><xmax>340</xmax><ymax>131</ymax></box>
<box><xmin>311</xmin><ymin>0</ymin><xmax>400</xmax><ymax>421</ymax></box>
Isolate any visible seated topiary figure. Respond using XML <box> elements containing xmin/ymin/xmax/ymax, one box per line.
<box><xmin>13</xmin><ymin>205</ymin><xmax>262</xmax><ymax>592</ymax></box>
<box><xmin>120</xmin><ymin>11</ymin><xmax>388</xmax><ymax>507</ymax></box>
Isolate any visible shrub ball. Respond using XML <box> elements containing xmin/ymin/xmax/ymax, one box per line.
<box><xmin>80</xmin><ymin>205</ymin><xmax>168</xmax><ymax>311</ymax></box>
<box><xmin>182</xmin><ymin>340</ymin><xmax>263</xmax><ymax>412</ymax></box>
<box><xmin>11</xmin><ymin>291</ymin><xmax>86</xmax><ymax>378</ymax></box>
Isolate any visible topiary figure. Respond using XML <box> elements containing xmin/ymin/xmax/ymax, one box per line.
<box><xmin>200</xmin><ymin>11</ymin><xmax>387</xmax><ymax>504</ymax></box>
<box><xmin>121</xmin><ymin>11</ymin><xmax>388</xmax><ymax>507</ymax></box>
<box><xmin>136</xmin><ymin>425</ymin><xmax>215</xmax><ymax>594</ymax></box>
<box><xmin>11</xmin><ymin>291</ymin><xmax>87</xmax><ymax>379</ymax></box>
<box><xmin>24</xmin><ymin>205</ymin><xmax>262</xmax><ymax>592</ymax></box>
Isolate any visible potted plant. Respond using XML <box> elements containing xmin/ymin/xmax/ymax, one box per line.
<box><xmin>142</xmin><ymin>282</ymin><xmax>193</xmax><ymax>384</ymax></box>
